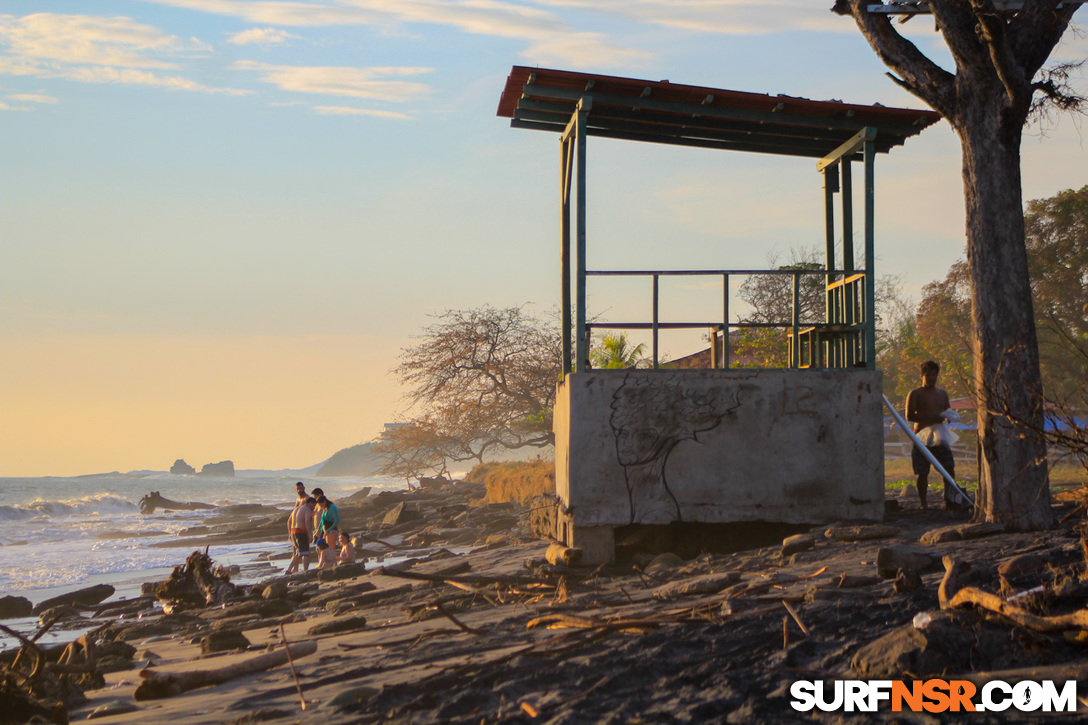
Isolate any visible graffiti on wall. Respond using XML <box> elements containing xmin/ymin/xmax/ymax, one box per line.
<box><xmin>608</xmin><ymin>375</ymin><xmax>752</xmax><ymax>524</ymax></box>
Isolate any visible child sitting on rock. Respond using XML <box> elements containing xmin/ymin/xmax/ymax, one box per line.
<box><xmin>337</xmin><ymin>532</ymin><xmax>356</xmax><ymax>566</ymax></box>
<box><xmin>314</xmin><ymin>537</ymin><xmax>335</xmax><ymax>570</ymax></box>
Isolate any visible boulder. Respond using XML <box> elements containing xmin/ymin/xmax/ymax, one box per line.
<box><xmin>894</xmin><ymin>569</ymin><xmax>924</xmax><ymax>593</ymax></box>
<box><xmin>0</xmin><ymin>595</ymin><xmax>32</xmax><ymax>619</ymax></box>
<box><xmin>33</xmin><ymin>583</ymin><xmax>115</xmax><ymax>615</ymax></box>
<box><xmin>382</xmin><ymin>502</ymin><xmax>422</xmax><ymax>527</ymax></box>
<box><xmin>170</xmin><ymin>459</ymin><xmax>197</xmax><ymax>475</ymax></box>
<box><xmin>781</xmin><ymin>534</ymin><xmax>817</xmax><ymax>557</ymax></box>
<box><xmin>652</xmin><ymin>572</ymin><xmax>741</xmax><ymax>600</ymax></box>
<box><xmin>998</xmin><ymin>552</ymin><xmax>1050</xmax><ymax>579</ymax></box>
<box><xmin>876</xmin><ymin>545</ymin><xmax>941</xmax><ymax>579</ymax></box>
<box><xmin>920</xmin><ymin>522</ymin><xmax>1005</xmax><ymax>545</ymax></box>
<box><xmin>201</xmin><ymin>629</ymin><xmax>250</xmax><ymax>654</ymax></box>
<box><xmin>308</xmin><ymin>616</ymin><xmax>367</xmax><ymax>636</ymax></box>
<box><xmin>851</xmin><ymin>614</ymin><xmax>975</xmax><ymax>678</ymax></box>
<box><xmin>342</xmin><ymin>487</ymin><xmax>372</xmax><ymax>504</ymax></box>
<box><xmin>898</xmin><ymin>483</ymin><xmax>918</xmax><ymax>500</ymax></box>
<box><xmin>644</xmin><ymin>553</ymin><xmax>684</xmax><ymax>576</ymax></box>
<box><xmin>38</xmin><ymin>604</ymin><xmax>82</xmax><ymax>624</ymax></box>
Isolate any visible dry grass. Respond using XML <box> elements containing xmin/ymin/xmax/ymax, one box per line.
<box><xmin>467</xmin><ymin>460</ymin><xmax>556</xmax><ymax>505</ymax></box>
<box><xmin>884</xmin><ymin>455</ymin><xmax>1088</xmax><ymax>490</ymax></box>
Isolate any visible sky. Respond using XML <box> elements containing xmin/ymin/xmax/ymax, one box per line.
<box><xmin>1</xmin><ymin>1</ymin><xmax>1086</xmax><ymax>477</ymax></box>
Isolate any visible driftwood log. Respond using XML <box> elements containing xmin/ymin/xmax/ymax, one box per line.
<box><xmin>153</xmin><ymin>550</ymin><xmax>237</xmax><ymax>611</ymax></box>
<box><xmin>133</xmin><ymin>641</ymin><xmax>317</xmax><ymax>700</ymax></box>
<box><xmin>939</xmin><ymin>555</ymin><xmax>1088</xmax><ymax>633</ymax></box>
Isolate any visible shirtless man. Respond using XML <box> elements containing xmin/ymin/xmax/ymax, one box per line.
<box><xmin>905</xmin><ymin>360</ymin><xmax>955</xmax><ymax>510</ymax></box>
<box><xmin>285</xmin><ymin>496</ymin><xmax>316</xmax><ymax>574</ymax></box>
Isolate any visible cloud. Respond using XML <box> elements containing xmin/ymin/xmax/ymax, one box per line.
<box><xmin>0</xmin><ymin>99</ymin><xmax>30</xmax><ymax>111</ymax></box>
<box><xmin>530</xmin><ymin>1</ymin><xmax>850</xmax><ymax>35</ymax></box>
<box><xmin>0</xmin><ymin>13</ymin><xmax>208</xmax><ymax>69</ymax></box>
<box><xmin>137</xmin><ymin>0</ymin><xmax>652</xmax><ymax>67</ymax></box>
<box><xmin>6</xmin><ymin>91</ymin><xmax>56</xmax><ymax>103</ymax></box>
<box><xmin>0</xmin><ymin>13</ymin><xmax>247</xmax><ymax>93</ymax></box>
<box><xmin>312</xmin><ymin>104</ymin><xmax>413</xmax><ymax>119</ymax></box>
<box><xmin>523</xmin><ymin>32</ymin><xmax>652</xmax><ymax>68</ymax></box>
<box><xmin>229</xmin><ymin>27</ymin><xmax>298</xmax><ymax>45</ymax></box>
<box><xmin>233</xmin><ymin>60</ymin><xmax>431</xmax><ymax>101</ymax></box>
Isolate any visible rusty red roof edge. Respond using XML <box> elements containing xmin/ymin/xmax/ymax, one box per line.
<box><xmin>497</xmin><ymin>66</ymin><xmax>942</xmax><ymax>130</ymax></box>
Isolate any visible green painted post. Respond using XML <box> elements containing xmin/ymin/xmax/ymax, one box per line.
<box><xmin>791</xmin><ymin>273</ymin><xmax>800</xmax><ymax>368</ymax></box>
<box><xmin>652</xmin><ymin>274</ymin><xmax>660</xmax><ymax>370</ymax></box>
<box><xmin>574</xmin><ymin>102</ymin><xmax>588</xmax><ymax>372</ymax></box>
<box><xmin>722</xmin><ymin>273</ymin><xmax>729</xmax><ymax>369</ymax></box>
<box><xmin>842</xmin><ymin>161</ymin><xmax>854</xmax><ymax>274</ymax></box>
<box><xmin>560</xmin><ymin>136</ymin><xmax>572</xmax><ymax>375</ymax></box>
<box><xmin>823</xmin><ymin>166</ymin><xmax>837</xmax><ymax>368</ymax></box>
<box><xmin>864</xmin><ymin>132</ymin><xmax>877</xmax><ymax>370</ymax></box>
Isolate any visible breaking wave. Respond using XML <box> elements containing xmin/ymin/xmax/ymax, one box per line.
<box><xmin>0</xmin><ymin>493</ymin><xmax>139</xmax><ymax>521</ymax></box>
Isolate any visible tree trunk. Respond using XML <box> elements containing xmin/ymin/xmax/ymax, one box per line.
<box><xmin>956</xmin><ymin>88</ymin><xmax>1052</xmax><ymax>531</ymax></box>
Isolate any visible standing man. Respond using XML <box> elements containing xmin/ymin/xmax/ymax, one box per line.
<box><xmin>906</xmin><ymin>360</ymin><xmax>955</xmax><ymax>510</ymax></box>
<box><xmin>285</xmin><ymin>496</ymin><xmax>316</xmax><ymax>574</ymax></box>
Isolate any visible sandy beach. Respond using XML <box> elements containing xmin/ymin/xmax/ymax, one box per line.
<box><xmin>5</xmin><ymin>478</ymin><xmax>1088</xmax><ymax>723</ymax></box>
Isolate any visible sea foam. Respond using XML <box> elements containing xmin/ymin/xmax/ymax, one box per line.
<box><xmin>0</xmin><ymin>493</ymin><xmax>139</xmax><ymax>521</ymax></box>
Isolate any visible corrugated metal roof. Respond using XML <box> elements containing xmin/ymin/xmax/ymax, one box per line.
<box><xmin>497</xmin><ymin>66</ymin><xmax>942</xmax><ymax>159</ymax></box>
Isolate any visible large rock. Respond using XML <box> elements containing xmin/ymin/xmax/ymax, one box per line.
<box><xmin>32</xmin><ymin>584</ymin><xmax>115</xmax><ymax>615</ymax></box>
<box><xmin>38</xmin><ymin>604</ymin><xmax>82</xmax><ymax>625</ymax></box>
<box><xmin>308</xmin><ymin>616</ymin><xmax>367</xmax><ymax>636</ymax></box>
<box><xmin>919</xmin><ymin>522</ymin><xmax>1005</xmax><ymax>545</ymax></box>
<box><xmin>199</xmin><ymin>460</ymin><xmax>235</xmax><ymax>476</ymax></box>
<box><xmin>170</xmin><ymin>459</ymin><xmax>196</xmax><ymax>475</ymax></box>
<box><xmin>851</xmin><ymin>614</ymin><xmax>975</xmax><ymax>678</ymax></box>
<box><xmin>201</xmin><ymin>629</ymin><xmax>250</xmax><ymax>654</ymax></box>
<box><xmin>652</xmin><ymin>572</ymin><xmax>741</xmax><ymax>600</ymax></box>
<box><xmin>876</xmin><ymin>545</ymin><xmax>941</xmax><ymax>579</ymax></box>
<box><xmin>0</xmin><ymin>595</ymin><xmax>32</xmax><ymax>619</ymax></box>
<box><xmin>382</xmin><ymin>502</ymin><xmax>422</xmax><ymax>527</ymax></box>
<box><xmin>781</xmin><ymin>534</ymin><xmax>817</xmax><ymax>557</ymax></box>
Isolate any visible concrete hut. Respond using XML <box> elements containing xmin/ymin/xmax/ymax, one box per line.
<box><xmin>497</xmin><ymin>67</ymin><xmax>941</xmax><ymax>564</ymax></box>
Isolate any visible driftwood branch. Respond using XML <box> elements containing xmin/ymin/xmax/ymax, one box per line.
<box><xmin>948</xmin><ymin>588</ymin><xmax>1088</xmax><ymax>632</ymax></box>
<box><xmin>133</xmin><ymin>641</ymin><xmax>318</xmax><ymax>700</ymax></box>
<box><xmin>940</xmin><ymin>556</ymin><xmax>1088</xmax><ymax>633</ymax></box>
<box><xmin>939</xmin><ymin>555</ymin><xmax>971</xmax><ymax>609</ymax></box>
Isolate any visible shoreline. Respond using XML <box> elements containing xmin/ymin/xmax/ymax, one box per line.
<box><xmin>6</xmin><ymin>479</ymin><xmax>1088</xmax><ymax>723</ymax></box>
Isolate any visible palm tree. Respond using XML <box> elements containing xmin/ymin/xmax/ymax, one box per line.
<box><xmin>591</xmin><ymin>332</ymin><xmax>646</xmax><ymax>369</ymax></box>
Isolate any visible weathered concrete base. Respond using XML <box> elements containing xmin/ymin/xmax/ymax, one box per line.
<box><xmin>570</xmin><ymin>526</ymin><xmax>615</xmax><ymax>566</ymax></box>
<box><xmin>553</xmin><ymin>369</ymin><xmax>884</xmax><ymax>563</ymax></box>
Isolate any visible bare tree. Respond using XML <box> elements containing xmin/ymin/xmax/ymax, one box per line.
<box><xmin>377</xmin><ymin>305</ymin><xmax>560</xmax><ymax>479</ymax></box>
<box><xmin>833</xmin><ymin>0</ymin><xmax>1083</xmax><ymax>530</ymax></box>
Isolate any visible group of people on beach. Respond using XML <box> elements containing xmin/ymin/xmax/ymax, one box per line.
<box><xmin>285</xmin><ymin>481</ymin><xmax>356</xmax><ymax>574</ymax></box>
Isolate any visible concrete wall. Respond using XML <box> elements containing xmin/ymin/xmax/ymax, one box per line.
<box><xmin>554</xmin><ymin>369</ymin><xmax>885</xmax><ymax>532</ymax></box>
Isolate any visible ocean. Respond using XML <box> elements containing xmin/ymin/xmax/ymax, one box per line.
<box><xmin>0</xmin><ymin>472</ymin><xmax>401</xmax><ymax>649</ymax></box>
